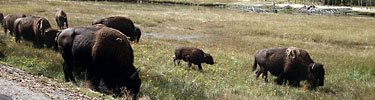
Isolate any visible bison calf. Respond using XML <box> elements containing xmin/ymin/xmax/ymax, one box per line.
<box><xmin>252</xmin><ymin>47</ymin><xmax>325</xmax><ymax>88</ymax></box>
<box><xmin>55</xmin><ymin>10</ymin><xmax>68</xmax><ymax>29</ymax></box>
<box><xmin>173</xmin><ymin>46</ymin><xmax>214</xmax><ymax>70</ymax></box>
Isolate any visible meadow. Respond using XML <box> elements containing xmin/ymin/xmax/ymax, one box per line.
<box><xmin>0</xmin><ymin>0</ymin><xmax>375</xmax><ymax>99</ymax></box>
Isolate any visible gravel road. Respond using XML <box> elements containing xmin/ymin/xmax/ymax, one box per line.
<box><xmin>0</xmin><ymin>64</ymin><xmax>95</xmax><ymax>100</ymax></box>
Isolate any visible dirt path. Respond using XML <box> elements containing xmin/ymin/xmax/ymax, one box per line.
<box><xmin>0</xmin><ymin>64</ymin><xmax>94</xmax><ymax>100</ymax></box>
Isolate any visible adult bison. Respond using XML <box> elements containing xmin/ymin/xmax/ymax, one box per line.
<box><xmin>92</xmin><ymin>16</ymin><xmax>141</xmax><ymax>43</ymax></box>
<box><xmin>55</xmin><ymin>10</ymin><xmax>68</xmax><ymax>29</ymax></box>
<box><xmin>252</xmin><ymin>47</ymin><xmax>325</xmax><ymax>88</ymax></box>
<box><xmin>14</xmin><ymin>16</ymin><xmax>59</xmax><ymax>48</ymax></box>
<box><xmin>2</xmin><ymin>13</ymin><xmax>26</xmax><ymax>36</ymax></box>
<box><xmin>173</xmin><ymin>46</ymin><xmax>214</xmax><ymax>70</ymax></box>
<box><xmin>56</xmin><ymin>25</ymin><xmax>141</xmax><ymax>98</ymax></box>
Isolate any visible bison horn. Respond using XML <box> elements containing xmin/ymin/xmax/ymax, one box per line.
<box><xmin>312</xmin><ymin>63</ymin><xmax>316</xmax><ymax>70</ymax></box>
<box><xmin>130</xmin><ymin>71</ymin><xmax>139</xmax><ymax>80</ymax></box>
<box><xmin>116</xmin><ymin>38</ymin><xmax>123</xmax><ymax>43</ymax></box>
<box><xmin>37</xmin><ymin>18</ymin><xmax>44</xmax><ymax>31</ymax></box>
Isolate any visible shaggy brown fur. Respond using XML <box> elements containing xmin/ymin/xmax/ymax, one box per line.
<box><xmin>2</xmin><ymin>13</ymin><xmax>26</xmax><ymax>36</ymax></box>
<box><xmin>92</xmin><ymin>27</ymin><xmax>140</xmax><ymax>98</ymax></box>
<box><xmin>252</xmin><ymin>47</ymin><xmax>325</xmax><ymax>88</ymax></box>
<box><xmin>56</xmin><ymin>26</ymin><xmax>140</xmax><ymax>98</ymax></box>
<box><xmin>92</xmin><ymin>16</ymin><xmax>141</xmax><ymax>42</ymax></box>
<box><xmin>55</xmin><ymin>10</ymin><xmax>68</xmax><ymax>29</ymax></box>
<box><xmin>173</xmin><ymin>46</ymin><xmax>214</xmax><ymax>70</ymax></box>
<box><xmin>14</xmin><ymin>16</ymin><xmax>58</xmax><ymax>48</ymax></box>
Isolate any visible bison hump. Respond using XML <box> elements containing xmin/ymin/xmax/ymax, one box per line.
<box><xmin>92</xmin><ymin>27</ymin><xmax>134</xmax><ymax>66</ymax></box>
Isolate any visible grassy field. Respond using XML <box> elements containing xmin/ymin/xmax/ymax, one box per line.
<box><xmin>1</xmin><ymin>0</ymin><xmax>375</xmax><ymax>99</ymax></box>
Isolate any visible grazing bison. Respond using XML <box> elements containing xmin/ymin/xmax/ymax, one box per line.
<box><xmin>92</xmin><ymin>16</ymin><xmax>141</xmax><ymax>43</ymax></box>
<box><xmin>56</xmin><ymin>25</ymin><xmax>141</xmax><ymax>98</ymax></box>
<box><xmin>55</xmin><ymin>10</ymin><xmax>68</xmax><ymax>29</ymax></box>
<box><xmin>252</xmin><ymin>47</ymin><xmax>325</xmax><ymax>88</ymax></box>
<box><xmin>14</xmin><ymin>16</ymin><xmax>59</xmax><ymax>48</ymax></box>
<box><xmin>173</xmin><ymin>46</ymin><xmax>214</xmax><ymax>70</ymax></box>
<box><xmin>2</xmin><ymin>13</ymin><xmax>26</xmax><ymax>36</ymax></box>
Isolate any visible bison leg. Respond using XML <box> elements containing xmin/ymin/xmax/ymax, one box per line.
<box><xmin>261</xmin><ymin>68</ymin><xmax>268</xmax><ymax>82</ymax></box>
<box><xmin>65</xmin><ymin>20</ymin><xmax>68</xmax><ymax>28</ymax></box>
<box><xmin>188</xmin><ymin>62</ymin><xmax>192</xmax><ymax>67</ymax></box>
<box><xmin>197</xmin><ymin>64</ymin><xmax>203</xmax><ymax>70</ymax></box>
<box><xmin>56</xmin><ymin>18</ymin><xmax>60</xmax><ymax>29</ymax></box>
<box><xmin>2</xmin><ymin>24</ymin><xmax>7</xmax><ymax>35</ymax></box>
<box><xmin>275</xmin><ymin>73</ymin><xmax>286</xmax><ymax>85</ymax></box>
<box><xmin>63</xmin><ymin>61</ymin><xmax>77</xmax><ymax>85</ymax></box>
<box><xmin>177</xmin><ymin>60</ymin><xmax>181</xmax><ymax>65</ymax></box>
<box><xmin>87</xmin><ymin>73</ymin><xmax>101</xmax><ymax>91</ymax></box>
<box><xmin>255</xmin><ymin>69</ymin><xmax>262</xmax><ymax>80</ymax></box>
<box><xmin>289</xmin><ymin>80</ymin><xmax>301</xmax><ymax>87</ymax></box>
<box><xmin>173</xmin><ymin>57</ymin><xmax>177</xmax><ymax>66</ymax></box>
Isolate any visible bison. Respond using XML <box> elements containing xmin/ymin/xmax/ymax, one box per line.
<box><xmin>92</xmin><ymin>16</ymin><xmax>141</xmax><ymax>43</ymax></box>
<box><xmin>252</xmin><ymin>47</ymin><xmax>325</xmax><ymax>88</ymax></box>
<box><xmin>173</xmin><ymin>46</ymin><xmax>214</xmax><ymax>70</ymax></box>
<box><xmin>14</xmin><ymin>16</ymin><xmax>59</xmax><ymax>48</ymax></box>
<box><xmin>2</xmin><ymin>13</ymin><xmax>26</xmax><ymax>36</ymax></box>
<box><xmin>56</xmin><ymin>25</ymin><xmax>141</xmax><ymax>98</ymax></box>
<box><xmin>55</xmin><ymin>9</ymin><xmax>68</xmax><ymax>29</ymax></box>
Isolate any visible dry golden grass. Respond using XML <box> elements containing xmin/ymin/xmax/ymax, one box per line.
<box><xmin>0</xmin><ymin>0</ymin><xmax>374</xmax><ymax>99</ymax></box>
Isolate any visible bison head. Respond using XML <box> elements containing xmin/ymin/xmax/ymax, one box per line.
<box><xmin>132</xmin><ymin>27</ymin><xmax>141</xmax><ymax>43</ymax></box>
<box><xmin>92</xmin><ymin>19</ymin><xmax>102</xmax><ymax>25</ymax></box>
<box><xmin>204</xmin><ymin>53</ymin><xmax>214</xmax><ymax>65</ymax></box>
<box><xmin>307</xmin><ymin>63</ymin><xmax>325</xmax><ymax>88</ymax></box>
<box><xmin>43</xmin><ymin>28</ymin><xmax>59</xmax><ymax>48</ymax></box>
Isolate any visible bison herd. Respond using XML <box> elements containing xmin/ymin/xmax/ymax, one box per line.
<box><xmin>0</xmin><ymin>9</ymin><xmax>325</xmax><ymax>99</ymax></box>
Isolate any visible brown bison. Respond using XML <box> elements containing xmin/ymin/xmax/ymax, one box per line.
<box><xmin>252</xmin><ymin>47</ymin><xmax>325</xmax><ymax>88</ymax></box>
<box><xmin>56</xmin><ymin>25</ymin><xmax>141</xmax><ymax>98</ymax></box>
<box><xmin>2</xmin><ymin>13</ymin><xmax>26</xmax><ymax>36</ymax></box>
<box><xmin>173</xmin><ymin>46</ymin><xmax>214</xmax><ymax>70</ymax></box>
<box><xmin>55</xmin><ymin>10</ymin><xmax>68</xmax><ymax>29</ymax></box>
<box><xmin>92</xmin><ymin>16</ymin><xmax>141</xmax><ymax>43</ymax></box>
<box><xmin>14</xmin><ymin>16</ymin><xmax>59</xmax><ymax>48</ymax></box>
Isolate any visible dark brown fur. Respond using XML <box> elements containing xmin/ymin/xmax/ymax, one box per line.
<box><xmin>252</xmin><ymin>47</ymin><xmax>325</xmax><ymax>88</ymax></box>
<box><xmin>92</xmin><ymin>16</ymin><xmax>141</xmax><ymax>42</ymax></box>
<box><xmin>2</xmin><ymin>13</ymin><xmax>26</xmax><ymax>36</ymax></box>
<box><xmin>55</xmin><ymin>10</ymin><xmax>68</xmax><ymax>29</ymax></box>
<box><xmin>56</xmin><ymin>26</ymin><xmax>140</xmax><ymax>98</ymax></box>
<box><xmin>173</xmin><ymin>46</ymin><xmax>214</xmax><ymax>70</ymax></box>
<box><xmin>14</xmin><ymin>16</ymin><xmax>58</xmax><ymax>48</ymax></box>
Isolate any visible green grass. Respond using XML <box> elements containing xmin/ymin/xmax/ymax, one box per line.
<box><xmin>1</xmin><ymin>0</ymin><xmax>375</xmax><ymax>99</ymax></box>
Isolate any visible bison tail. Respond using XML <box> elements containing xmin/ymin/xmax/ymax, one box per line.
<box><xmin>252</xmin><ymin>58</ymin><xmax>258</xmax><ymax>72</ymax></box>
